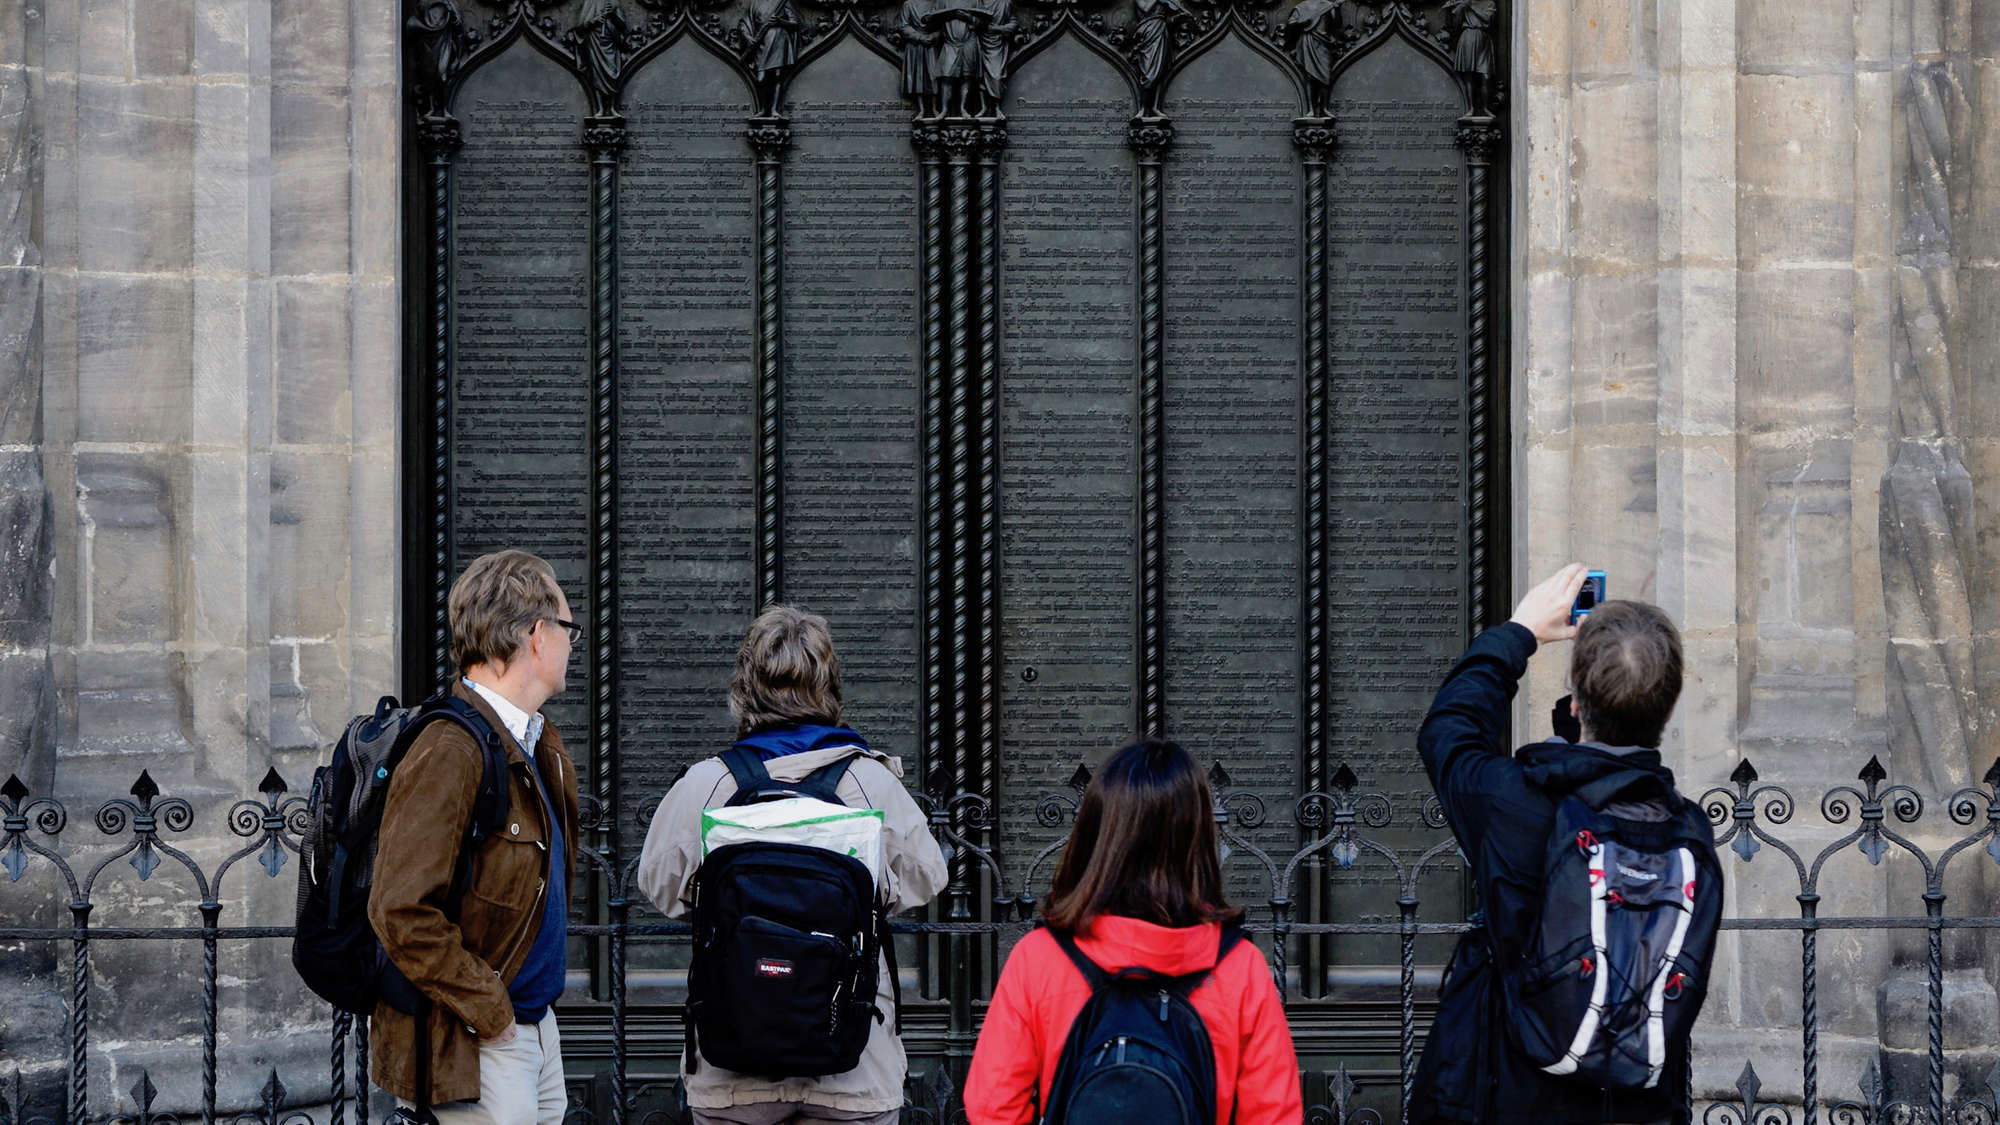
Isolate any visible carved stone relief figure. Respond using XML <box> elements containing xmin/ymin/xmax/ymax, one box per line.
<box><xmin>1283</xmin><ymin>0</ymin><xmax>1342</xmax><ymax>118</ymax></box>
<box><xmin>897</xmin><ymin>0</ymin><xmax>941</xmax><ymax>116</ymax></box>
<box><xmin>1445</xmin><ymin>0</ymin><xmax>1495</xmax><ymax>115</ymax></box>
<box><xmin>740</xmin><ymin>0</ymin><xmax>802</xmax><ymax>113</ymax></box>
<box><xmin>925</xmin><ymin>0</ymin><xmax>984</xmax><ymax>117</ymax></box>
<box><xmin>1133</xmin><ymin>0</ymin><xmax>1185</xmax><ymax>116</ymax></box>
<box><xmin>977</xmin><ymin>0</ymin><xmax>1018</xmax><ymax>118</ymax></box>
<box><xmin>1883</xmin><ymin>44</ymin><xmax>1976</xmax><ymax>798</ymax></box>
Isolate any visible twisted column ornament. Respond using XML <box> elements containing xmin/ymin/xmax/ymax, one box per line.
<box><xmin>943</xmin><ymin>121</ymin><xmax>979</xmax><ymax>799</ymax></box>
<box><xmin>1455</xmin><ymin>118</ymin><xmax>1501</xmax><ymax>636</ymax></box>
<box><xmin>1296</xmin><ymin>118</ymin><xmax>1334</xmax><ymax>798</ymax></box>
<box><xmin>914</xmin><ymin>122</ymin><xmax>949</xmax><ymax>788</ymax></box>
<box><xmin>1129</xmin><ymin>117</ymin><xmax>1173</xmax><ymax>738</ymax></box>
<box><xmin>586</xmin><ymin>114</ymin><xmax>626</xmax><ymax>839</ymax></box>
<box><xmin>420</xmin><ymin>116</ymin><xmax>463</xmax><ymax>688</ymax></box>
<box><xmin>1881</xmin><ymin>50</ymin><xmax>1976</xmax><ymax>796</ymax></box>
<box><xmin>976</xmin><ymin>121</ymin><xmax>1007</xmax><ymax>812</ymax></box>
<box><xmin>749</xmin><ymin>118</ymin><xmax>792</xmax><ymax>607</ymax></box>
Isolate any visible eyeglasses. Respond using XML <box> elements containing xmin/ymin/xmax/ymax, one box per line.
<box><xmin>549</xmin><ymin>618</ymin><xmax>584</xmax><ymax>646</ymax></box>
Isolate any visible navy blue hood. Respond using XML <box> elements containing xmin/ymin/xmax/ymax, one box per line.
<box><xmin>733</xmin><ymin>723</ymin><xmax>869</xmax><ymax>761</ymax></box>
<box><xmin>1514</xmin><ymin>739</ymin><xmax>1679</xmax><ymax>811</ymax></box>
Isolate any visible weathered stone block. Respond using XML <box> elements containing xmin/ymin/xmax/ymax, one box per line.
<box><xmin>1570</xmin><ymin>272</ymin><xmax>1660</xmax><ymax>428</ymax></box>
<box><xmin>0</xmin><ymin>451</ymin><xmax>54</xmax><ymax>646</ymax></box>
<box><xmin>352</xmin><ymin>85</ymin><xmax>399</xmax><ymax>280</ymax></box>
<box><xmin>1571</xmin><ymin>80</ymin><xmax>1659</xmax><ymax>267</ymax></box>
<box><xmin>1565</xmin><ymin>441</ymin><xmax>1659</xmax><ymax>599</ymax></box>
<box><xmin>76</xmin><ymin>78</ymin><xmax>195</xmax><ymax>273</ymax></box>
<box><xmin>272</xmin><ymin>0</ymin><xmax>349</xmax><ymax>87</ymax></box>
<box><xmin>1878</xmin><ymin>969</ymin><xmax>2000</xmax><ymax>1051</ymax></box>
<box><xmin>275</xmin><ymin>281</ymin><xmax>351</xmax><ymax>444</ymax></box>
<box><xmin>75</xmin><ymin>274</ymin><xmax>193</xmax><ymax>443</ymax></box>
<box><xmin>1738</xmin><ymin>0</ymin><xmax>1855</xmax><ymax>70</ymax></box>
<box><xmin>350</xmin><ymin>451</ymin><xmax>397</xmax><ymax>638</ymax></box>
<box><xmin>1738</xmin><ymin>267</ymin><xmax>1855</xmax><ymax>431</ymax></box>
<box><xmin>1570</xmin><ymin>0</ymin><xmax>1634</xmax><ymax>76</ymax></box>
<box><xmin>271</xmin><ymin>87</ymin><xmax>350</xmax><ymax>277</ymax></box>
<box><xmin>351</xmin><ymin>279</ymin><xmax>398</xmax><ymax>440</ymax></box>
<box><xmin>134</xmin><ymin>0</ymin><xmax>194</xmax><ymax>78</ymax></box>
<box><xmin>194</xmin><ymin>0</ymin><xmax>252</xmax><ymax>76</ymax></box>
<box><xmin>270</xmin><ymin>449</ymin><xmax>348</xmax><ymax>639</ymax></box>
<box><xmin>69</xmin><ymin>647</ymin><xmax>191</xmax><ymax>766</ymax></box>
<box><xmin>1737</xmin><ymin>75</ymin><xmax>1857</xmax><ymax>266</ymax></box>
<box><xmin>76</xmin><ymin>453</ymin><xmax>176</xmax><ymax>645</ymax></box>
<box><xmin>192</xmin><ymin>81</ymin><xmax>253</xmax><ymax>275</ymax></box>
<box><xmin>78</xmin><ymin>0</ymin><xmax>129</xmax><ymax>77</ymax></box>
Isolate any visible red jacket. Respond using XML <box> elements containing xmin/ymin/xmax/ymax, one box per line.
<box><xmin>964</xmin><ymin>915</ymin><xmax>1303</xmax><ymax>1125</ymax></box>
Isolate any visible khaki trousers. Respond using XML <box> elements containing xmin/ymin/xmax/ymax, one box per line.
<box><xmin>398</xmin><ymin>1013</ymin><xmax>566</xmax><ymax>1125</ymax></box>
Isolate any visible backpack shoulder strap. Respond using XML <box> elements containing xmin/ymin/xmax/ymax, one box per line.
<box><xmin>720</xmin><ymin>745</ymin><xmax>774</xmax><ymax>799</ymax></box>
<box><xmin>402</xmin><ymin>696</ymin><xmax>510</xmax><ymax>913</ymax></box>
<box><xmin>1048</xmin><ymin>927</ymin><xmax>1111</xmax><ymax>991</ymax></box>
<box><xmin>797</xmin><ymin>754</ymin><xmax>857</xmax><ymax>805</ymax></box>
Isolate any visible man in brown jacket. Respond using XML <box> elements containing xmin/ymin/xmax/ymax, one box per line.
<box><xmin>369</xmin><ymin>550</ymin><xmax>582</xmax><ymax>1125</ymax></box>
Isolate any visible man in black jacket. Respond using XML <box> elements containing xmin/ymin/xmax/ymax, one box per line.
<box><xmin>1412</xmin><ymin>564</ymin><xmax>1713</xmax><ymax>1125</ymax></box>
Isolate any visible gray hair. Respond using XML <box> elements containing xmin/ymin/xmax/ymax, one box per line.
<box><xmin>730</xmin><ymin>605</ymin><xmax>842</xmax><ymax>737</ymax></box>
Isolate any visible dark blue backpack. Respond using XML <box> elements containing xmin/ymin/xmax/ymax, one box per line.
<box><xmin>1498</xmin><ymin>792</ymin><xmax>1722</xmax><ymax>1090</ymax></box>
<box><xmin>1039</xmin><ymin>924</ymin><xmax>1243</xmax><ymax>1125</ymax></box>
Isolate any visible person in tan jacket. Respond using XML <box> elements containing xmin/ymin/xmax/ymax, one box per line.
<box><xmin>637</xmin><ymin>605</ymin><xmax>948</xmax><ymax>1125</ymax></box>
<box><xmin>369</xmin><ymin>550</ymin><xmax>582</xmax><ymax>1125</ymax></box>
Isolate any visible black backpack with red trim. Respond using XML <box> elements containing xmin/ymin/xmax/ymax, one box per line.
<box><xmin>1498</xmin><ymin>791</ymin><xmax>1722</xmax><ymax>1090</ymax></box>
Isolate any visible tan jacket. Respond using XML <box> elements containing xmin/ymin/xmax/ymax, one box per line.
<box><xmin>637</xmin><ymin>745</ymin><xmax>948</xmax><ymax>1113</ymax></box>
<box><xmin>367</xmin><ymin>682</ymin><xmax>580</xmax><ymax>1104</ymax></box>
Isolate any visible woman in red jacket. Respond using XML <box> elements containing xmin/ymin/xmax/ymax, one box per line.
<box><xmin>964</xmin><ymin>739</ymin><xmax>1303</xmax><ymax>1125</ymax></box>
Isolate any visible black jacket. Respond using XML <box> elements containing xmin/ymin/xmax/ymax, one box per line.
<box><xmin>1410</xmin><ymin>623</ymin><xmax>1702</xmax><ymax>1125</ymax></box>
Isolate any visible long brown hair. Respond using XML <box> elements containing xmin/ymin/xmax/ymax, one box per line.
<box><xmin>1042</xmin><ymin>739</ymin><xmax>1244</xmax><ymax>933</ymax></box>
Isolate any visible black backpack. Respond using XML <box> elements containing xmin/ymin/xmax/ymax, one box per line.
<box><xmin>292</xmin><ymin>693</ymin><xmax>510</xmax><ymax>1016</ymax></box>
<box><xmin>1498</xmin><ymin>791</ymin><xmax>1722</xmax><ymax>1090</ymax></box>
<box><xmin>685</xmin><ymin>746</ymin><xmax>898</xmax><ymax>1078</ymax></box>
<box><xmin>1038</xmin><ymin>924</ymin><xmax>1243</xmax><ymax>1125</ymax></box>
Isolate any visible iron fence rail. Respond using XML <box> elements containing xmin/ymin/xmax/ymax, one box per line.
<box><xmin>5</xmin><ymin>754</ymin><xmax>2000</xmax><ymax>1125</ymax></box>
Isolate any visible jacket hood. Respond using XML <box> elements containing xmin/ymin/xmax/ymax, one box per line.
<box><xmin>734</xmin><ymin>723</ymin><xmax>869</xmax><ymax>760</ymax></box>
<box><xmin>1072</xmin><ymin>914</ymin><xmax>1228</xmax><ymax>977</ymax></box>
<box><xmin>1514</xmin><ymin>739</ymin><xmax>1679</xmax><ymax>809</ymax></box>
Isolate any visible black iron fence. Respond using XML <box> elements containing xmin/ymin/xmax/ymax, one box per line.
<box><xmin>6</xmin><ymin>754</ymin><xmax>2000</xmax><ymax>1125</ymax></box>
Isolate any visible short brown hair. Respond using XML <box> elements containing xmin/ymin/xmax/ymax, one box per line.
<box><xmin>730</xmin><ymin>605</ymin><xmax>842</xmax><ymax>737</ymax></box>
<box><xmin>1043</xmin><ymin>739</ymin><xmax>1244</xmax><ymax>933</ymax></box>
<box><xmin>1569</xmin><ymin>601</ymin><xmax>1683</xmax><ymax>748</ymax></box>
<box><xmin>448</xmin><ymin>550</ymin><xmax>562</xmax><ymax>673</ymax></box>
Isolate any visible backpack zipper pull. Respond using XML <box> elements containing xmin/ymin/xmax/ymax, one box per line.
<box><xmin>1158</xmin><ymin>990</ymin><xmax>1169</xmax><ymax>1022</ymax></box>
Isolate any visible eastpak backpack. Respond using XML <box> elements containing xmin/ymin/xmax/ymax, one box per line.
<box><xmin>1038</xmin><ymin>924</ymin><xmax>1244</xmax><ymax>1125</ymax></box>
<box><xmin>1498</xmin><ymin>791</ymin><xmax>1723</xmax><ymax>1090</ymax></box>
<box><xmin>685</xmin><ymin>746</ymin><xmax>898</xmax><ymax>1078</ymax></box>
<box><xmin>292</xmin><ymin>693</ymin><xmax>510</xmax><ymax>1015</ymax></box>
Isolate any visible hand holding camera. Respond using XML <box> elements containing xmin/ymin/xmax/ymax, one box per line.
<box><xmin>1508</xmin><ymin>563</ymin><xmax>1593</xmax><ymax>645</ymax></box>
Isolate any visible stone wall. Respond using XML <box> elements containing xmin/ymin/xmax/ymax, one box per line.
<box><xmin>0</xmin><ymin>0</ymin><xmax>399</xmax><ymax>1108</ymax></box>
<box><xmin>1514</xmin><ymin>0</ymin><xmax>2000</xmax><ymax>1102</ymax></box>
<box><xmin>2</xmin><ymin>0</ymin><xmax>1998</xmax><ymax>1113</ymax></box>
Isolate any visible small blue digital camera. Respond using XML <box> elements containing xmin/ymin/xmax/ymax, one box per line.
<box><xmin>1571</xmin><ymin>570</ymin><xmax>1606</xmax><ymax>624</ymax></box>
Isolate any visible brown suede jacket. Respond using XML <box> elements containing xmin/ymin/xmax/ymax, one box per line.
<box><xmin>366</xmin><ymin>681</ymin><xmax>579</xmax><ymax>1104</ymax></box>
